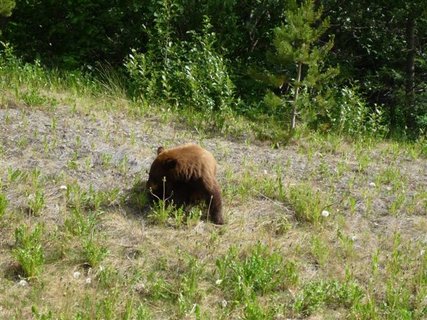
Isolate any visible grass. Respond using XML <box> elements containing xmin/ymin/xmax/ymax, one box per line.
<box><xmin>1</xmin><ymin>53</ymin><xmax>427</xmax><ymax>319</ymax></box>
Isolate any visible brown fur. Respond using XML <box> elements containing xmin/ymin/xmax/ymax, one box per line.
<box><xmin>146</xmin><ymin>143</ymin><xmax>224</xmax><ymax>224</ymax></box>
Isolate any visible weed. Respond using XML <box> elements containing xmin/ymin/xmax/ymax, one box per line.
<box><xmin>371</xmin><ymin>249</ymin><xmax>380</xmax><ymax>277</ymax></box>
<box><xmin>82</xmin><ymin>236</ymin><xmax>108</xmax><ymax>268</ymax></box>
<box><xmin>148</xmin><ymin>199</ymin><xmax>176</xmax><ymax>225</ymax></box>
<box><xmin>336</xmin><ymin>160</ymin><xmax>350</xmax><ymax>178</ymax></box>
<box><xmin>361</xmin><ymin>190</ymin><xmax>374</xmax><ymax>216</ymax></box>
<box><xmin>32</xmin><ymin>306</ymin><xmax>54</xmax><ymax>320</ymax></box>
<box><xmin>145</xmin><ymin>274</ymin><xmax>175</xmax><ymax>301</ymax></box>
<box><xmin>30</xmin><ymin>168</ymin><xmax>42</xmax><ymax>187</ymax></box>
<box><xmin>337</xmin><ymin>230</ymin><xmax>356</xmax><ymax>259</ymax></box>
<box><xmin>376</xmin><ymin>167</ymin><xmax>406</xmax><ymax>192</ymax></box>
<box><xmin>21</xmin><ymin>90</ymin><xmax>49</xmax><ymax>107</ymax></box>
<box><xmin>27</xmin><ymin>190</ymin><xmax>45</xmax><ymax>216</ymax></box>
<box><xmin>243</xmin><ymin>297</ymin><xmax>275</xmax><ymax>320</ymax></box>
<box><xmin>0</xmin><ymin>192</ymin><xmax>7</xmax><ymax>219</ymax></box>
<box><xmin>13</xmin><ymin>223</ymin><xmax>45</xmax><ymax>279</ymax></box>
<box><xmin>64</xmin><ymin>208</ymin><xmax>101</xmax><ymax>237</ymax></box>
<box><xmin>17</xmin><ymin>136</ymin><xmax>29</xmax><ymax>148</ymax></box>
<box><xmin>67</xmin><ymin>152</ymin><xmax>79</xmax><ymax>170</ymax></box>
<box><xmin>96</xmin><ymin>294</ymin><xmax>116</xmax><ymax>319</ymax></box>
<box><xmin>147</xmin><ymin>176</ymin><xmax>202</xmax><ymax>227</ymax></box>
<box><xmin>286</xmin><ymin>184</ymin><xmax>330</xmax><ymax>224</ymax></box>
<box><xmin>66</xmin><ymin>183</ymin><xmax>119</xmax><ymax>210</ymax></box>
<box><xmin>130</xmin><ymin>129</ymin><xmax>136</xmax><ymax>145</ymax></box>
<box><xmin>84</xmin><ymin>156</ymin><xmax>93</xmax><ymax>170</ymax></box>
<box><xmin>310</xmin><ymin>235</ymin><xmax>330</xmax><ymax>267</ymax></box>
<box><xmin>317</xmin><ymin>159</ymin><xmax>332</xmax><ymax>178</ymax></box>
<box><xmin>177</xmin><ymin>255</ymin><xmax>204</xmax><ymax>316</ymax></box>
<box><xmin>50</xmin><ymin>116</ymin><xmax>57</xmax><ymax>130</ymax></box>
<box><xmin>123</xmin><ymin>300</ymin><xmax>153</xmax><ymax>320</ymax></box>
<box><xmin>127</xmin><ymin>181</ymin><xmax>150</xmax><ymax>210</ymax></box>
<box><xmin>42</xmin><ymin>134</ymin><xmax>50</xmax><ymax>153</ymax></box>
<box><xmin>406</xmin><ymin>190</ymin><xmax>427</xmax><ymax>215</ymax></box>
<box><xmin>293</xmin><ymin>279</ymin><xmax>363</xmax><ymax>316</ymax></box>
<box><xmin>346</xmin><ymin>195</ymin><xmax>357</xmax><ymax>215</ymax></box>
<box><xmin>185</xmin><ymin>207</ymin><xmax>203</xmax><ymax>227</ymax></box>
<box><xmin>75</xmin><ymin>135</ymin><xmax>82</xmax><ymax>149</ymax></box>
<box><xmin>7</xmin><ymin>167</ymin><xmax>26</xmax><ymax>183</ymax></box>
<box><xmin>264</xmin><ymin>214</ymin><xmax>292</xmax><ymax>236</ymax></box>
<box><xmin>86</xmin><ymin>185</ymin><xmax>120</xmax><ymax>210</ymax></box>
<box><xmin>389</xmin><ymin>192</ymin><xmax>406</xmax><ymax>215</ymax></box>
<box><xmin>101</xmin><ymin>153</ymin><xmax>113</xmax><ymax>168</ymax></box>
<box><xmin>65</xmin><ymin>183</ymin><xmax>86</xmax><ymax>209</ymax></box>
<box><xmin>216</xmin><ymin>243</ymin><xmax>298</xmax><ymax>302</ymax></box>
<box><xmin>97</xmin><ymin>265</ymin><xmax>120</xmax><ymax>288</ymax></box>
<box><xmin>356</xmin><ymin>153</ymin><xmax>371</xmax><ymax>172</ymax></box>
<box><xmin>387</xmin><ymin>233</ymin><xmax>403</xmax><ymax>277</ymax></box>
<box><xmin>118</xmin><ymin>154</ymin><xmax>129</xmax><ymax>174</ymax></box>
<box><xmin>350</xmin><ymin>296</ymin><xmax>380</xmax><ymax>319</ymax></box>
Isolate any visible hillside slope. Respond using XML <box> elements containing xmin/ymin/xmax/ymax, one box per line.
<box><xmin>0</xmin><ymin>103</ymin><xmax>426</xmax><ymax>319</ymax></box>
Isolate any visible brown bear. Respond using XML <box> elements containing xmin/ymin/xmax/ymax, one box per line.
<box><xmin>146</xmin><ymin>143</ymin><xmax>224</xmax><ymax>225</ymax></box>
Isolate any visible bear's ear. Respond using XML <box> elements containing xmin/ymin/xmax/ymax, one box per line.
<box><xmin>164</xmin><ymin>158</ymin><xmax>177</xmax><ymax>169</ymax></box>
<box><xmin>157</xmin><ymin>146</ymin><xmax>165</xmax><ymax>155</ymax></box>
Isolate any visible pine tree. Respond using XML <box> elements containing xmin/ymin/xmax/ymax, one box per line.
<box><xmin>0</xmin><ymin>0</ymin><xmax>15</xmax><ymax>17</ymax></box>
<box><xmin>264</xmin><ymin>0</ymin><xmax>338</xmax><ymax>134</ymax></box>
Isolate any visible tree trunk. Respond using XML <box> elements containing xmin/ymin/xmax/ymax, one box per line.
<box><xmin>405</xmin><ymin>14</ymin><xmax>416</xmax><ymax>132</ymax></box>
<box><xmin>290</xmin><ymin>62</ymin><xmax>303</xmax><ymax>134</ymax></box>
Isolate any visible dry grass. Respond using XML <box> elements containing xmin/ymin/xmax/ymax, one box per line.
<box><xmin>0</xmin><ymin>94</ymin><xmax>426</xmax><ymax>319</ymax></box>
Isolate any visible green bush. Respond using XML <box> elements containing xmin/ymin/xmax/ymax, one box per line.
<box><xmin>125</xmin><ymin>8</ymin><xmax>235</xmax><ymax>117</ymax></box>
<box><xmin>328</xmin><ymin>87</ymin><xmax>388</xmax><ymax>137</ymax></box>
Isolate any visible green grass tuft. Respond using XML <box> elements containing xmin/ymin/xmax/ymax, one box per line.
<box><xmin>13</xmin><ymin>224</ymin><xmax>45</xmax><ymax>279</ymax></box>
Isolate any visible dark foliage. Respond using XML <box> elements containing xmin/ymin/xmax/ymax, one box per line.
<box><xmin>1</xmin><ymin>0</ymin><xmax>426</xmax><ymax>137</ymax></box>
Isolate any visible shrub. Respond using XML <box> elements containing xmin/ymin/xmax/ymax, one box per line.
<box><xmin>125</xmin><ymin>8</ymin><xmax>235</xmax><ymax>118</ymax></box>
<box><xmin>328</xmin><ymin>86</ymin><xmax>388</xmax><ymax>137</ymax></box>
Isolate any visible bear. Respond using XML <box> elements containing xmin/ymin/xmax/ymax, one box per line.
<box><xmin>146</xmin><ymin>143</ymin><xmax>224</xmax><ymax>225</ymax></box>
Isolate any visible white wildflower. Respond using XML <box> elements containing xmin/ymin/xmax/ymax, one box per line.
<box><xmin>18</xmin><ymin>279</ymin><xmax>28</xmax><ymax>287</ymax></box>
<box><xmin>221</xmin><ymin>299</ymin><xmax>228</xmax><ymax>308</ymax></box>
<box><xmin>321</xmin><ymin>210</ymin><xmax>330</xmax><ymax>217</ymax></box>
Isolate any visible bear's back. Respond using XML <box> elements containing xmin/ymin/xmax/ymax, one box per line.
<box><xmin>158</xmin><ymin>143</ymin><xmax>217</xmax><ymax>181</ymax></box>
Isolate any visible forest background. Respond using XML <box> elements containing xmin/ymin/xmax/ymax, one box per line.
<box><xmin>1</xmin><ymin>0</ymin><xmax>426</xmax><ymax>141</ymax></box>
